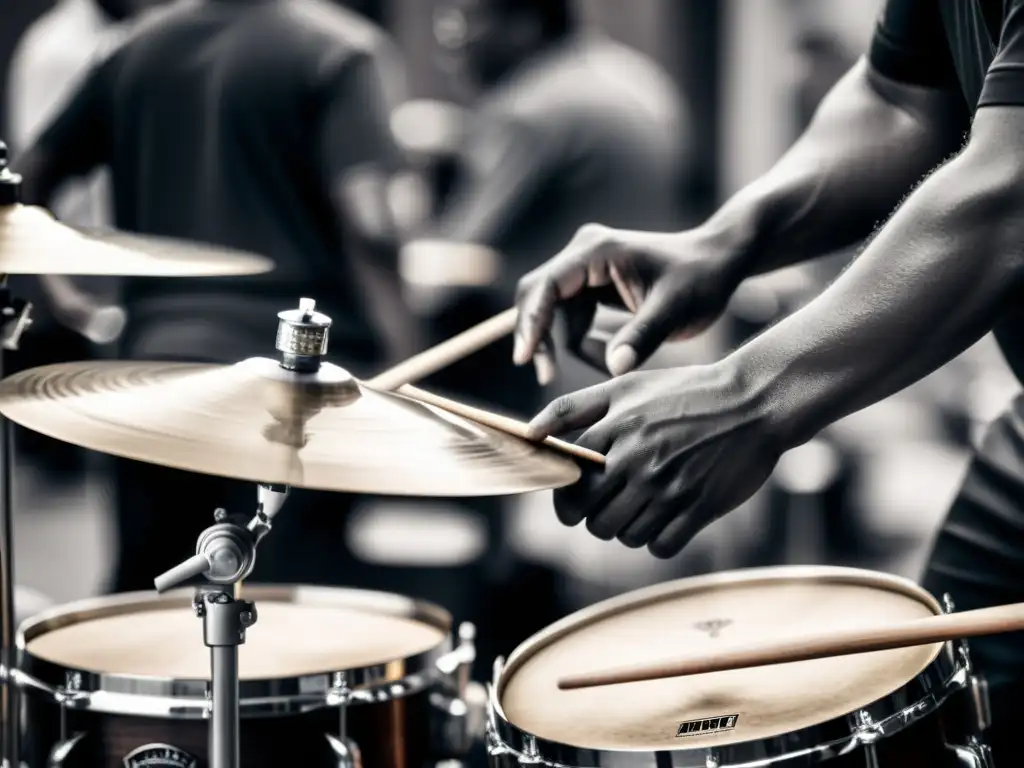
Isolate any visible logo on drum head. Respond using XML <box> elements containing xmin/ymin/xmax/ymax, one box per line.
<box><xmin>676</xmin><ymin>714</ymin><xmax>739</xmax><ymax>738</ymax></box>
<box><xmin>693</xmin><ymin>619</ymin><xmax>732</xmax><ymax>638</ymax></box>
<box><xmin>123</xmin><ymin>743</ymin><xmax>198</xmax><ymax>768</ymax></box>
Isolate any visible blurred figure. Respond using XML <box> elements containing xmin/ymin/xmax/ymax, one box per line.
<box><xmin>14</xmin><ymin>0</ymin><xmax>414</xmax><ymax>593</ymax></box>
<box><xmin>399</xmin><ymin>0</ymin><xmax>688</xmax><ymax>671</ymax></box>
<box><xmin>5</xmin><ymin>0</ymin><xmax>171</xmax><ymax>479</ymax></box>
<box><xmin>410</xmin><ymin>0</ymin><xmax>688</xmax><ymax>414</ymax></box>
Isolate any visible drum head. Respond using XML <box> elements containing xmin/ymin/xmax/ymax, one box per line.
<box><xmin>23</xmin><ymin>586</ymin><xmax>448</xmax><ymax>680</ymax></box>
<box><xmin>497</xmin><ymin>566</ymin><xmax>943</xmax><ymax>752</ymax></box>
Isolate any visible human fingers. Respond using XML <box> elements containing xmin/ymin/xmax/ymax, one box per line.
<box><xmin>527</xmin><ymin>381</ymin><xmax>616</xmax><ymax>439</ymax></box>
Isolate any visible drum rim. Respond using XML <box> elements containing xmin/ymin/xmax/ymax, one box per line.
<box><xmin>16</xmin><ymin>584</ymin><xmax>454</xmax><ymax>717</ymax></box>
<box><xmin>489</xmin><ymin>565</ymin><xmax>964</xmax><ymax>767</ymax></box>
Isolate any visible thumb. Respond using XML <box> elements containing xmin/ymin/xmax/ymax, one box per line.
<box><xmin>527</xmin><ymin>382</ymin><xmax>613</xmax><ymax>440</ymax></box>
<box><xmin>605</xmin><ymin>280</ymin><xmax>683</xmax><ymax>376</ymax></box>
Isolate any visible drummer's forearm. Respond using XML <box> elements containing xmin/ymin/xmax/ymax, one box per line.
<box><xmin>732</xmin><ymin>107</ymin><xmax>1024</xmax><ymax>450</ymax></box>
<box><xmin>700</xmin><ymin>61</ymin><xmax>964</xmax><ymax>279</ymax></box>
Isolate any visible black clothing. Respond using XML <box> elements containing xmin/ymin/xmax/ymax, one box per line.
<box><xmin>923</xmin><ymin>397</ymin><xmax>1024</xmax><ymax>764</ymax></box>
<box><xmin>30</xmin><ymin>0</ymin><xmax>405</xmax><ymax>591</ymax></box>
<box><xmin>36</xmin><ymin>0</ymin><xmax>405</xmax><ymax>365</ymax></box>
<box><xmin>869</xmin><ymin>3</ymin><xmax>1024</xmax><ymax>760</ymax></box>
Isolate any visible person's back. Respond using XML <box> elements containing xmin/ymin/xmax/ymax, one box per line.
<box><xmin>96</xmin><ymin>0</ymin><xmax>400</xmax><ymax>364</ymax></box>
<box><xmin>465</xmin><ymin>32</ymin><xmax>686</xmax><ymax>282</ymax></box>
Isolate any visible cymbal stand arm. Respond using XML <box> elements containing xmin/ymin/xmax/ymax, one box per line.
<box><xmin>152</xmin><ymin>484</ymin><xmax>290</xmax><ymax>768</ymax></box>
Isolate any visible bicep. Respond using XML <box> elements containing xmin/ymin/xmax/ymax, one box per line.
<box><xmin>431</xmin><ymin>118</ymin><xmax>552</xmax><ymax>245</ymax></box>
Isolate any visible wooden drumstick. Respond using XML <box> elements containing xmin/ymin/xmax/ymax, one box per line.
<box><xmin>396</xmin><ymin>384</ymin><xmax>605</xmax><ymax>466</ymax></box>
<box><xmin>365</xmin><ymin>308</ymin><xmax>606</xmax><ymax>465</ymax></box>
<box><xmin>556</xmin><ymin>601</ymin><xmax>1024</xmax><ymax>690</ymax></box>
<box><xmin>366</xmin><ymin>307</ymin><xmax>518</xmax><ymax>391</ymax></box>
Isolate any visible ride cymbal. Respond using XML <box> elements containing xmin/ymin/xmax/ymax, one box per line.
<box><xmin>0</xmin><ymin>358</ymin><xmax>580</xmax><ymax>496</ymax></box>
<box><xmin>0</xmin><ymin>204</ymin><xmax>272</xmax><ymax>276</ymax></box>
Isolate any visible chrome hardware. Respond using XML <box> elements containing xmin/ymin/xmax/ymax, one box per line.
<box><xmin>431</xmin><ymin>623</ymin><xmax>483</xmax><ymax>758</ymax></box>
<box><xmin>325</xmin><ymin>734</ymin><xmax>363</xmax><ymax>768</ymax></box>
<box><xmin>1</xmin><ymin>298</ymin><xmax>32</xmax><ymax>351</ymax></box>
<box><xmin>948</xmin><ymin>737</ymin><xmax>995</xmax><ymax>768</ymax></box>
<box><xmin>47</xmin><ymin>731</ymin><xmax>86</xmax><ymax>767</ymax></box>
<box><xmin>853</xmin><ymin>709</ymin><xmax>882</xmax><ymax>746</ymax></box>
<box><xmin>969</xmin><ymin>674</ymin><xmax>992</xmax><ymax>733</ymax></box>
<box><xmin>276</xmin><ymin>297</ymin><xmax>331</xmax><ymax>370</ymax></box>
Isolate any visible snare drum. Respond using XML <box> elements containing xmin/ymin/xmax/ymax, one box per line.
<box><xmin>487</xmin><ymin>566</ymin><xmax>993</xmax><ymax>768</ymax></box>
<box><xmin>17</xmin><ymin>585</ymin><xmax>478</xmax><ymax>768</ymax></box>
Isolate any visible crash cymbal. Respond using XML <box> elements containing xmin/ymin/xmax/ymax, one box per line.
<box><xmin>0</xmin><ymin>204</ymin><xmax>273</xmax><ymax>276</ymax></box>
<box><xmin>0</xmin><ymin>357</ymin><xmax>581</xmax><ymax>496</ymax></box>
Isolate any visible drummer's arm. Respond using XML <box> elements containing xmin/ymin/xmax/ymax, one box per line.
<box><xmin>13</xmin><ymin>58</ymin><xmax>114</xmax><ymax>335</ymax></box>
<box><xmin>13</xmin><ymin>55</ymin><xmax>112</xmax><ymax>207</ymax></box>
<box><xmin>730</xmin><ymin>0</ymin><xmax>1024</xmax><ymax>450</ymax></box>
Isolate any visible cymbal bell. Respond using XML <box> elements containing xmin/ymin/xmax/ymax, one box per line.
<box><xmin>0</xmin><ymin>204</ymin><xmax>273</xmax><ymax>276</ymax></box>
<box><xmin>0</xmin><ymin>358</ymin><xmax>581</xmax><ymax>496</ymax></box>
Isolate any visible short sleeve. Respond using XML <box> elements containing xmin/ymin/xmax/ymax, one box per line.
<box><xmin>868</xmin><ymin>0</ymin><xmax>962</xmax><ymax>89</ymax></box>
<box><xmin>980</xmin><ymin>0</ymin><xmax>1024</xmax><ymax>106</ymax></box>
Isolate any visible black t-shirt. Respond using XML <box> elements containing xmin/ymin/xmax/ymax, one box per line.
<box><xmin>869</xmin><ymin>0</ymin><xmax>1024</xmax><ymax>381</ymax></box>
<box><xmin>35</xmin><ymin>0</ymin><xmax>404</xmax><ymax>365</ymax></box>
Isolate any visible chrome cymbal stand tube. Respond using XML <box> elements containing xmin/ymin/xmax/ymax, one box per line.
<box><xmin>0</xmin><ymin>141</ymin><xmax>35</xmax><ymax>768</ymax></box>
<box><xmin>154</xmin><ymin>484</ymin><xmax>290</xmax><ymax>768</ymax></box>
<box><xmin>153</xmin><ymin>298</ymin><xmax>330</xmax><ymax>768</ymax></box>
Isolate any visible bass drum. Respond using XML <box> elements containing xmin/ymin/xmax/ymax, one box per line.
<box><xmin>17</xmin><ymin>585</ymin><xmax>480</xmax><ymax>768</ymax></box>
<box><xmin>487</xmin><ymin>565</ymin><xmax>993</xmax><ymax>767</ymax></box>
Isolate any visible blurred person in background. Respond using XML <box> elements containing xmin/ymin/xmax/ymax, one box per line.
<box><xmin>512</xmin><ymin>1</ymin><xmax>1024</xmax><ymax>762</ymax></box>
<box><xmin>398</xmin><ymin>0</ymin><xmax>688</xmax><ymax>670</ymax></box>
<box><xmin>5</xmin><ymin>0</ymin><xmax>172</xmax><ymax>481</ymax></box>
<box><xmin>13</xmin><ymin>0</ymin><xmax>417</xmax><ymax>594</ymax></box>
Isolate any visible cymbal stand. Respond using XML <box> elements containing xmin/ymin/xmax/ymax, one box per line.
<box><xmin>154</xmin><ymin>484</ymin><xmax>290</xmax><ymax>768</ymax></box>
<box><xmin>154</xmin><ymin>298</ymin><xmax>329</xmax><ymax>768</ymax></box>
<box><xmin>0</xmin><ymin>142</ymin><xmax>36</xmax><ymax>768</ymax></box>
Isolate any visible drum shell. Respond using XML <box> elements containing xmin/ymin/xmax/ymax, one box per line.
<box><xmin>25</xmin><ymin>686</ymin><xmax>433</xmax><ymax>768</ymax></box>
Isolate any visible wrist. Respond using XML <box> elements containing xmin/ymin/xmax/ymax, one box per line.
<box><xmin>686</xmin><ymin>217</ymin><xmax>759</xmax><ymax>291</ymax></box>
<box><xmin>719</xmin><ymin>344</ymin><xmax>823</xmax><ymax>454</ymax></box>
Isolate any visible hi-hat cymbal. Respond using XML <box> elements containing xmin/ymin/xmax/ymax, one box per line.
<box><xmin>0</xmin><ymin>358</ymin><xmax>581</xmax><ymax>495</ymax></box>
<box><xmin>0</xmin><ymin>204</ymin><xmax>273</xmax><ymax>276</ymax></box>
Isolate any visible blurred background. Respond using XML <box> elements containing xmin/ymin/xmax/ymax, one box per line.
<box><xmin>1</xmin><ymin>0</ymin><xmax>1020</xmax><ymax>677</ymax></box>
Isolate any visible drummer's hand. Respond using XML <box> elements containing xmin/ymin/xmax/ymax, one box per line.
<box><xmin>513</xmin><ymin>224</ymin><xmax>739</xmax><ymax>377</ymax></box>
<box><xmin>528</xmin><ymin>364</ymin><xmax>784</xmax><ymax>557</ymax></box>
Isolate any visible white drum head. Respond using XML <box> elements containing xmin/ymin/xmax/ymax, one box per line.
<box><xmin>497</xmin><ymin>566</ymin><xmax>943</xmax><ymax>752</ymax></box>
<box><xmin>26</xmin><ymin>594</ymin><xmax>447</xmax><ymax>681</ymax></box>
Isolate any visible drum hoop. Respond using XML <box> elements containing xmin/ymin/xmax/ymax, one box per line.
<box><xmin>15</xmin><ymin>584</ymin><xmax>454</xmax><ymax>717</ymax></box>
<box><xmin>489</xmin><ymin>565</ymin><xmax>961</xmax><ymax>767</ymax></box>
